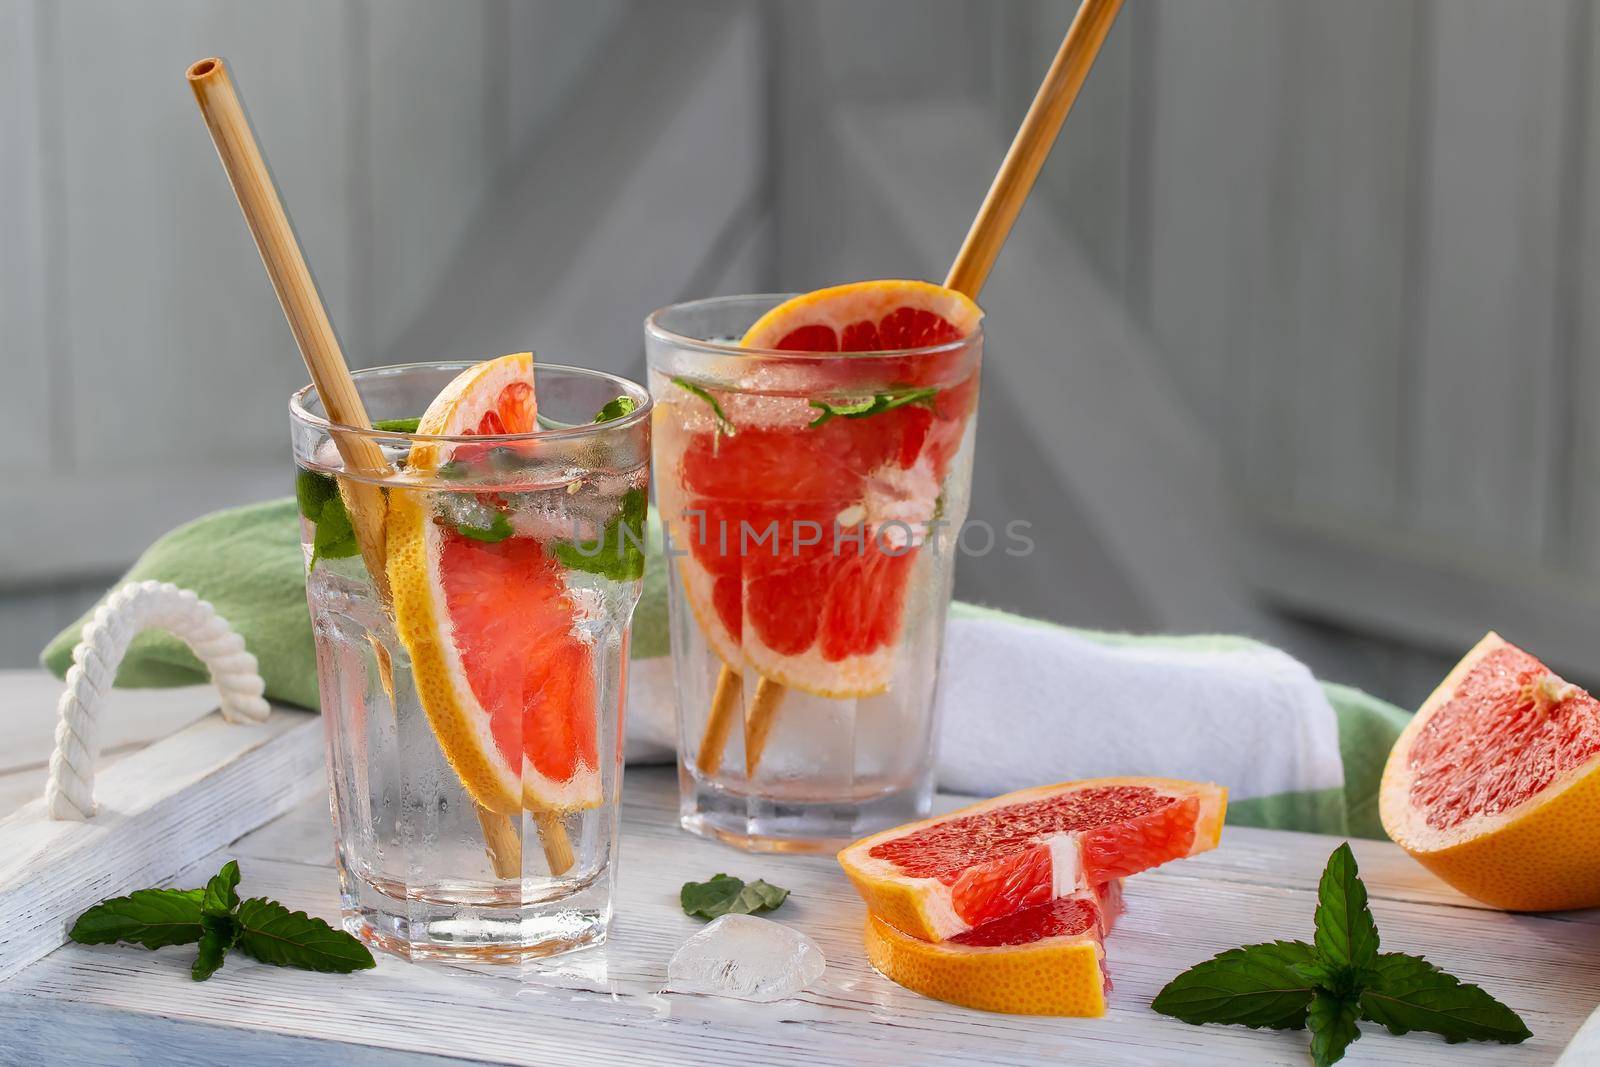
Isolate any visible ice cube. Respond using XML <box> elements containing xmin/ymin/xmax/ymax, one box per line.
<box><xmin>666</xmin><ymin>914</ymin><xmax>826</xmax><ymax>1002</ymax></box>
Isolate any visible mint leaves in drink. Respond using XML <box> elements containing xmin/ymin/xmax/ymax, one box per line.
<box><xmin>1152</xmin><ymin>844</ymin><xmax>1529</xmax><ymax>1065</ymax></box>
<box><xmin>671</xmin><ymin>377</ymin><xmax>735</xmax><ymax>436</ymax></box>
<box><xmin>553</xmin><ymin>486</ymin><xmax>647</xmax><ymax>582</ymax></box>
<box><xmin>680</xmin><ymin>873</ymin><xmax>791</xmax><ymax>920</ymax></box>
<box><xmin>69</xmin><ymin>860</ymin><xmax>375</xmax><ymax>982</ymax></box>
<box><xmin>295</xmin><ymin>469</ymin><xmax>359</xmax><ymax>571</ymax></box>
<box><xmin>593</xmin><ymin>395</ymin><xmax>638</xmax><ymax>423</ymax></box>
<box><xmin>807</xmin><ymin>386</ymin><xmax>936</xmax><ymax>428</ymax></box>
<box><xmin>371</xmin><ymin>417</ymin><xmax>422</xmax><ymax>433</ymax></box>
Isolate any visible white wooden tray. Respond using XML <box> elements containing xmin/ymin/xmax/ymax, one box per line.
<box><xmin>3</xmin><ymin>765</ymin><xmax>1596</xmax><ymax>1065</ymax></box>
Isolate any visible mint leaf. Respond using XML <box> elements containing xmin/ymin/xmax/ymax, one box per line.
<box><xmin>69</xmin><ymin>888</ymin><xmax>205</xmax><ymax>949</ymax></box>
<box><xmin>202</xmin><ymin>860</ymin><xmax>241</xmax><ymax>917</ymax></box>
<box><xmin>192</xmin><ymin>913</ymin><xmax>237</xmax><ymax>982</ymax></box>
<box><xmin>552</xmin><ymin>486</ymin><xmax>647</xmax><ymax>581</ymax></box>
<box><xmin>453</xmin><ymin>508</ymin><xmax>513</xmax><ymax>543</ymax></box>
<box><xmin>680</xmin><ymin>873</ymin><xmax>790</xmax><ymax>920</ymax></box>
<box><xmin>594</xmin><ymin>396</ymin><xmax>638</xmax><ymax>423</ymax></box>
<box><xmin>1308</xmin><ymin>991</ymin><xmax>1362</xmax><ymax>1066</ymax></box>
<box><xmin>808</xmin><ymin>387</ymin><xmax>937</xmax><ymax>428</ymax></box>
<box><xmin>371</xmin><ymin>417</ymin><xmax>421</xmax><ymax>433</ymax></box>
<box><xmin>1313</xmin><ymin>843</ymin><xmax>1379</xmax><ymax>971</ymax></box>
<box><xmin>309</xmin><ymin>491</ymin><xmax>359</xmax><ymax>569</ymax></box>
<box><xmin>295</xmin><ymin>469</ymin><xmax>336</xmax><ymax>519</ymax></box>
<box><xmin>1359</xmin><ymin>952</ymin><xmax>1531</xmax><ymax>1044</ymax></box>
<box><xmin>234</xmin><ymin>898</ymin><xmax>375</xmax><ymax>973</ymax></box>
<box><xmin>671</xmin><ymin>377</ymin><xmax>735</xmax><ymax>435</ymax></box>
<box><xmin>1152</xmin><ymin>940</ymin><xmax>1317</xmax><ymax>1029</ymax></box>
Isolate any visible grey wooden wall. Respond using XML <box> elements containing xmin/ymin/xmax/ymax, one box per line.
<box><xmin>3</xmin><ymin>0</ymin><xmax>1594</xmax><ymax>709</ymax></box>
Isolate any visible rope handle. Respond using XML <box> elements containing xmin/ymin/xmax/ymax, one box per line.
<box><xmin>44</xmin><ymin>580</ymin><xmax>271</xmax><ymax>821</ymax></box>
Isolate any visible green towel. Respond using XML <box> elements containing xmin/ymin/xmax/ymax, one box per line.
<box><xmin>42</xmin><ymin>499</ymin><xmax>1409</xmax><ymax>839</ymax></box>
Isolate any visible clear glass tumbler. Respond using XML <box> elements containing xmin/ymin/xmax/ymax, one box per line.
<box><xmin>289</xmin><ymin>361</ymin><xmax>650</xmax><ymax>961</ymax></box>
<box><xmin>646</xmin><ymin>296</ymin><xmax>982</xmax><ymax>851</ymax></box>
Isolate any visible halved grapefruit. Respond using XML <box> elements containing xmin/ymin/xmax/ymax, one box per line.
<box><xmin>386</xmin><ymin>353</ymin><xmax>600</xmax><ymax>814</ymax></box>
<box><xmin>1380</xmin><ymin>632</ymin><xmax>1600</xmax><ymax>910</ymax></box>
<box><xmin>839</xmin><ymin>776</ymin><xmax>1226</xmax><ymax>941</ymax></box>
<box><xmin>660</xmin><ymin>279</ymin><xmax>982</xmax><ymax>697</ymax></box>
<box><xmin>864</xmin><ymin>880</ymin><xmax>1123</xmax><ymax>1017</ymax></box>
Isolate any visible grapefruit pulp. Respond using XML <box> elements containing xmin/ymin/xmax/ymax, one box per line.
<box><xmin>864</xmin><ymin>881</ymin><xmax>1124</xmax><ymax>1017</ymax></box>
<box><xmin>1380</xmin><ymin>632</ymin><xmax>1600</xmax><ymax>910</ymax></box>
<box><xmin>660</xmin><ymin>280</ymin><xmax>982</xmax><ymax>697</ymax></box>
<box><xmin>386</xmin><ymin>352</ymin><xmax>600</xmax><ymax>814</ymax></box>
<box><xmin>838</xmin><ymin>776</ymin><xmax>1226</xmax><ymax>941</ymax></box>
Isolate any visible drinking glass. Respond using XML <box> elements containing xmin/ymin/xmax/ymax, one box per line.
<box><xmin>646</xmin><ymin>296</ymin><xmax>982</xmax><ymax>851</ymax></box>
<box><xmin>289</xmin><ymin>361</ymin><xmax>650</xmax><ymax>960</ymax></box>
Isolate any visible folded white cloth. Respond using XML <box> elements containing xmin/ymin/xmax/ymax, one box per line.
<box><xmin>624</xmin><ymin>610</ymin><xmax>1345</xmax><ymax>805</ymax></box>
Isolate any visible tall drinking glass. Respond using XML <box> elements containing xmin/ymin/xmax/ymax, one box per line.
<box><xmin>646</xmin><ymin>296</ymin><xmax>982</xmax><ymax>851</ymax></box>
<box><xmin>289</xmin><ymin>361</ymin><xmax>650</xmax><ymax>961</ymax></box>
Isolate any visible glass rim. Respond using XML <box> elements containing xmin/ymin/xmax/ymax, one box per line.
<box><xmin>645</xmin><ymin>293</ymin><xmax>984</xmax><ymax>362</ymax></box>
<box><xmin>288</xmin><ymin>360</ymin><xmax>652</xmax><ymax>444</ymax></box>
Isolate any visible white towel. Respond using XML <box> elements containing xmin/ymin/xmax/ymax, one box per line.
<box><xmin>625</xmin><ymin>612</ymin><xmax>1345</xmax><ymax>804</ymax></box>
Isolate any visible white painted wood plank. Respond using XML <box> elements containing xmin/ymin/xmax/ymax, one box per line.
<box><xmin>1409</xmin><ymin>0</ymin><xmax>1574</xmax><ymax>557</ymax></box>
<box><xmin>830</xmin><ymin>99</ymin><xmax>1288</xmax><ymax>642</ymax></box>
<box><xmin>363</xmin><ymin>0</ymin><xmax>498</xmax><ymax>360</ymax></box>
<box><xmin>0</xmin><ymin>670</ymin><xmax>226</xmax><ymax>816</ymax></box>
<box><xmin>0</xmin><ymin>463</ymin><xmax>287</xmax><ymax>582</ymax></box>
<box><xmin>0</xmin><ymin>0</ymin><xmax>52</xmax><ymax>475</ymax></box>
<box><xmin>53</xmin><ymin>1</ymin><xmax>355</xmax><ymax>470</ymax></box>
<box><xmin>1279</xmin><ymin>0</ymin><xmax>1417</xmax><ymax>523</ymax></box>
<box><xmin>1141</xmin><ymin>0</ymin><xmax>1290</xmax><ymax>470</ymax></box>
<box><xmin>379</xmin><ymin>1</ymin><xmax>763</xmax><ymax>383</ymax></box>
<box><xmin>6</xmin><ymin>768</ymin><xmax>1583</xmax><ymax>1065</ymax></box>
<box><xmin>0</xmin><ymin>708</ymin><xmax>322</xmax><ymax>981</ymax></box>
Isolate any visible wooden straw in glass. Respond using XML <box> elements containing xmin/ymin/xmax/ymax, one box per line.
<box><xmin>696</xmin><ymin>0</ymin><xmax>1127</xmax><ymax>781</ymax></box>
<box><xmin>186</xmin><ymin>57</ymin><xmax>573</xmax><ymax>878</ymax></box>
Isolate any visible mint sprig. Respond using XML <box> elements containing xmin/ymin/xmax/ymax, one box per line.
<box><xmin>671</xmin><ymin>377</ymin><xmax>735</xmax><ymax>436</ymax></box>
<box><xmin>593</xmin><ymin>395</ymin><xmax>638</xmax><ymax>423</ymax></box>
<box><xmin>680</xmin><ymin>873</ymin><xmax>790</xmax><ymax>920</ymax></box>
<box><xmin>295</xmin><ymin>469</ymin><xmax>359</xmax><ymax>571</ymax></box>
<box><xmin>370</xmin><ymin>417</ymin><xmax>421</xmax><ymax>433</ymax></box>
<box><xmin>69</xmin><ymin>860</ymin><xmax>375</xmax><ymax>982</ymax></box>
<box><xmin>1153</xmin><ymin>843</ymin><xmax>1529</xmax><ymax>1065</ymax></box>
<box><xmin>552</xmin><ymin>486</ymin><xmax>647</xmax><ymax>581</ymax></box>
<box><xmin>807</xmin><ymin>386</ymin><xmax>936</xmax><ymax>428</ymax></box>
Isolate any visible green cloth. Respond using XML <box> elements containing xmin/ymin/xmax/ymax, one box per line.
<box><xmin>42</xmin><ymin>499</ymin><xmax>1410</xmax><ymax>839</ymax></box>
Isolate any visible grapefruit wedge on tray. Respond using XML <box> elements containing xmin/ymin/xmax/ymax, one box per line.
<box><xmin>865</xmin><ymin>880</ymin><xmax>1124</xmax><ymax>1017</ymax></box>
<box><xmin>839</xmin><ymin>776</ymin><xmax>1226</xmax><ymax>941</ymax></box>
<box><xmin>662</xmin><ymin>279</ymin><xmax>983</xmax><ymax>697</ymax></box>
<box><xmin>1381</xmin><ymin>632</ymin><xmax>1600</xmax><ymax>910</ymax></box>
<box><xmin>386</xmin><ymin>352</ymin><xmax>600</xmax><ymax>815</ymax></box>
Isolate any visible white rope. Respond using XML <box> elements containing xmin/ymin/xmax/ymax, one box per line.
<box><xmin>45</xmin><ymin>580</ymin><xmax>271</xmax><ymax>821</ymax></box>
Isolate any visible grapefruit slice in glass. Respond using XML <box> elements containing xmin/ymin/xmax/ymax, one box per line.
<box><xmin>386</xmin><ymin>353</ymin><xmax>600</xmax><ymax>815</ymax></box>
<box><xmin>665</xmin><ymin>279</ymin><xmax>982</xmax><ymax>697</ymax></box>
<box><xmin>1380</xmin><ymin>632</ymin><xmax>1600</xmax><ymax>910</ymax></box>
<box><xmin>864</xmin><ymin>880</ymin><xmax>1123</xmax><ymax>1017</ymax></box>
<box><xmin>839</xmin><ymin>776</ymin><xmax>1226</xmax><ymax>941</ymax></box>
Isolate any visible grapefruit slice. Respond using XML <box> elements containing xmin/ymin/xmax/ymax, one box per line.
<box><xmin>661</xmin><ymin>279</ymin><xmax>982</xmax><ymax>697</ymax></box>
<box><xmin>839</xmin><ymin>776</ymin><xmax>1226</xmax><ymax>941</ymax></box>
<box><xmin>386</xmin><ymin>352</ymin><xmax>600</xmax><ymax>814</ymax></box>
<box><xmin>864</xmin><ymin>881</ymin><xmax>1123</xmax><ymax>1017</ymax></box>
<box><xmin>1380</xmin><ymin>632</ymin><xmax>1600</xmax><ymax>910</ymax></box>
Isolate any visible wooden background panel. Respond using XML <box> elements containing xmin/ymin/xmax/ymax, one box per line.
<box><xmin>1407</xmin><ymin>0</ymin><xmax>1575</xmax><ymax>560</ymax></box>
<box><xmin>1574</xmin><ymin>1</ymin><xmax>1600</xmax><ymax>582</ymax></box>
<box><xmin>1138</xmin><ymin>0</ymin><xmax>1291</xmax><ymax>474</ymax></box>
<box><xmin>362</xmin><ymin>0</ymin><xmax>501</xmax><ymax>362</ymax></box>
<box><xmin>1278</xmin><ymin>0</ymin><xmax>1418</xmax><ymax>524</ymax></box>
<box><xmin>0</xmin><ymin>1</ymin><xmax>52</xmax><ymax>475</ymax></box>
<box><xmin>55</xmin><ymin>0</ymin><xmax>356</xmax><ymax>470</ymax></box>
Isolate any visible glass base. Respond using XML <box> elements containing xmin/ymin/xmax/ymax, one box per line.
<box><xmin>339</xmin><ymin>868</ymin><xmax>609</xmax><ymax>963</ymax></box>
<box><xmin>677</xmin><ymin>763</ymin><xmax>932</xmax><ymax>853</ymax></box>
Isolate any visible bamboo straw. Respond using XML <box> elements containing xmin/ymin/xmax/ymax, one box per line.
<box><xmin>186</xmin><ymin>57</ymin><xmax>572</xmax><ymax>879</ymax></box>
<box><xmin>694</xmin><ymin>0</ymin><xmax>1126</xmax><ymax>784</ymax></box>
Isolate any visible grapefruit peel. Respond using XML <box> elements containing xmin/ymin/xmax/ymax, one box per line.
<box><xmin>387</xmin><ymin>352</ymin><xmax>602</xmax><ymax>816</ymax></box>
<box><xmin>1380</xmin><ymin>631</ymin><xmax>1600</xmax><ymax>911</ymax></box>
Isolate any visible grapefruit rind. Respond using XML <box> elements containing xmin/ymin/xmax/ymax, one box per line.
<box><xmin>741</xmin><ymin>280</ymin><xmax>983</xmax><ymax>350</ymax></box>
<box><xmin>386</xmin><ymin>352</ymin><xmax>601</xmax><ymax>816</ymax></box>
<box><xmin>839</xmin><ymin>776</ymin><xmax>1226</xmax><ymax>942</ymax></box>
<box><xmin>1380</xmin><ymin>631</ymin><xmax>1600</xmax><ymax>911</ymax></box>
<box><xmin>864</xmin><ymin>910</ymin><xmax>1107</xmax><ymax>1018</ymax></box>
